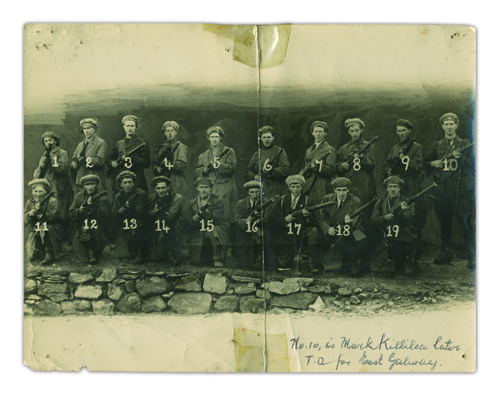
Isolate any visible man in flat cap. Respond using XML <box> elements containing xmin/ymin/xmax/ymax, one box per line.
<box><xmin>316</xmin><ymin>177</ymin><xmax>369</xmax><ymax>275</ymax></box>
<box><xmin>234</xmin><ymin>181</ymin><xmax>276</xmax><ymax>270</ymax></box>
<box><xmin>268</xmin><ymin>174</ymin><xmax>319</xmax><ymax>275</ymax></box>
<box><xmin>67</xmin><ymin>175</ymin><xmax>111</xmax><ymax>264</ymax></box>
<box><xmin>337</xmin><ymin>118</ymin><xmax>376</xmax><ymax>205</ymax></box>
<box><xmin>246</xmin><ymin>126</ymin><xmax>290</xmax><ymax>199</ymax></box>
<box><xmin>186</xmin><ymin>177</ymin><xmax>230</xmax><ymax>267</ymax></box>
<box><xmin>112</xmin><ymin>170</ymin><xmax>149</xmax><ymax>263</ymax></box>
<box><xmin>108</xmin><ymin>115</ymin><xmax>151</xmax><ymax>197</ymax></box>
<box><xmin>370</xmin><ymin>176</ymin><xmax>417</xmax><ymax>276</ymax></box>
<box><xmin>383</xmin><ymin>119</ymin><xmax>426</xmax><ymax>241</ymax></box>
<box><xmin>299</xmin><ymin>121</ymin><xmax>337</xmax><ymax>204</ymax></box>
<box><xmin>71</xmin><ymin>118</ymin><xmax>109</xmax><ymax>192</ymax></box>
<box><xmin>153</xmin><ymin>121</ymin><xmax>188</xmax><ymax>197</ymax></box>
<box><xmin>146</xmin><ymin>176</ymin><xmax>183</xmax><ymax>265</ymax></box>
<box><xmin>33</xmin><ymin>131</ymin><xmax>74</xmax><ymax>223</ymax></box>
<box><xmin>24</xmin><ymin>179</ymin><xmax>64</xmax><ymax>265</ymax></box>
<box><xmin>425</xmin><ymin>113</ymin><xmax>475</xmax><ymax>267</ymax></box>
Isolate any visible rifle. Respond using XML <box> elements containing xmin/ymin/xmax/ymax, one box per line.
<box><xmin>112</xmin><ymin>142</ymin><xmax>146</xmax><ymax>170</ymax></box>
<box><xmin>391</xmin><ymin>183</ymin><xmax>437</xmax><ymax>217</ymax></box>
<box><xmin>291</xmin><ymin>200</ymin><xmax>335</xmax><ymax>219</ymax></box>
<box><xmin>38</xmin><ymin>143</ymin><xmax>53</xmax><ymax>179</ymax></box>
<box><xmin>204</xmin><ymin>147</ymin><xmax>231</xmax><ymax>172</ymax></box>
<box><xmin>342</xmin><ymin>136</ymin><xmax>378</xmax><ymax>168</ymax></box>
<box><xmin>71</xmin><ymin>140</ymin><xmax>89</xmax><ymax>182</ymax></box>
<box><xmin>330</xmin><ymin>196</ymin><xmax>378</xmax><ymax>247</ymax></box>
<box><xmin>157</xmin><ymin>142</ymin><xmax>180</xmax><ymax>172</ymax></box>
<box><xmin>440</xmin><ymin>141</ymin><xmax>474</xmax><ymax>162</ymax></box>
<box><xmin>247</xmin><ymin>198</ymin><xmax>274</xmax><ymax>223</ymax></box>
<box><xmin>36</xmin><ymin>191</ymin><xmax>55</xmax><ymax>207</ymax></box>
<box><xmin>303</xmin><ymin>150</ymin><xmax>331</xmax><ymax>180</ymax></box>
<box><xmin>83</xmin><ymin>191</ymin><xmax>108</xmax><ymax>207</ymax></box>
<box><xmin>388</xmin><ymin>138</ymin><xmax>416</xmax><ymax>173</ymax></box>
<box><xmin>260</xmin><ymin>148</ymin><xmax>282</xmax><ymax>178</ymax></box>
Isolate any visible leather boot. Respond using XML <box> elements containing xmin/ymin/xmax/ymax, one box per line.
<box><xmin>42</xmin><ymin>250</ymin><xmax>54</xmax><ymax>265</ymax></box>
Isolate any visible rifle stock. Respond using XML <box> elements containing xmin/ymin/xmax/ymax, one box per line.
<box><xmin>38</xmin><ymin>144</ymin><xmax>53</xmax><ymax>179</ymax></box>
<box><xmin>292</xmin><ymin>200</ymin><xmax>335</xmax><ymax>218</ymax></box>
<box><xmin>391</xmin><ymin>183</ymin><xmax>437</xmax><ymax>216</ymax></box>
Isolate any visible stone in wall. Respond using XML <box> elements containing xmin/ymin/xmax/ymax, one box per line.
<box><xmin>256</xmin><ymin>289</ymin><xmax>272</xmax><ymax>300</ymax></box>
<box><xmin>107</xmin><ymin>284</ymin><xmax>125</xmax><ymax>301</ymax></box>
<box><xmin>96</xmin><ymin>269</ymin><xmax>117</xmax><ymax>282</ymax></box>
<box><xmin>116</xmin><ymin>293</ymin><xmax>142</xmax><ymax>313</ymax></box>
<box><xmin>267</xmin><ymin>280</ymin><xmax>300</xmax><ymax>295</ymax></box>
<box><xmin>174</xmin><ymin>277</ymin><xmax>202</xmax><ymax>292</ymax></box>
<box><xmin>68</xmin><ymin>273</ymin><xmax>94</xmax><ymax>284</ymax></box>
<box><xmin>272</xmin><ymin>292</ymin><xmax>319</xmax><ymax>310</ymax></box>
<box><xmin>234</xmin><ymin>283</ymin><xmax>256</xmax><ymax>295</ymax></box>
<box><xmin>167</xmin><ymin>293</ymin><xmax>212</xmax><ymax>314</ymax></box>
<box><xmin>48</xmin><ymin>293</ymin><xmax>69</xmax><ymax>303</ymax></box>
<box><xmin>75</xmin><ymin>285</ymin><xmax>103</xmax><ymax>300</ymax></box>
<box><xmin>136</xmin><ymin>277</ymin><xmax>169</xmax><ymax>297</ymax></box>
<box><xmin>38</xmin><ymin>282</ymin><xmax>67</xmax><ymax>296</ymax></box>
<box><xmin>24</xmin><ymin>279</ymin><xmax>37</xmax><ymax>294</ymax></box>
<box><xmin>214</xmin><ymin>295</ymin><xmax>239</xmax><ymax>312</ymax></box>
<box><xmin>203</xmin><ymin>274</ymin><xmax>228</xmax><ymax>294</ymax></box>
<box><xmin>92</xmin><ymin>299</ymin><xmax>115</xmax><ymax>315</ymax></box>
<box><xmin>141</xmin><ymin>296</ymin><xmax>167</xmax><ymax>313</ymax></box>
<box><xmin>125</xmin><ymin>280</ymin><xmax>136</xmax><ymax>293</ymax></box>
<box><xmin>61</xmin><ymin>300</ymin><xmax>91</xmax><ymax>314</ymax></box>
<box><xmin>239</xmin><ymin>296</ymin><xmax>265</xmax><ymax>313</ymax></box>
<box><xmin>34</xmin><ymin>300</ymin><xmax>62</xmax><ymax>316</ymax></box>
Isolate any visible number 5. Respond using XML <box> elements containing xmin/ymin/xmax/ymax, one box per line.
<box><xmin>213</xmin><ymin>157</ymin><xmax>221</xmax><ymax>169</ymax></box>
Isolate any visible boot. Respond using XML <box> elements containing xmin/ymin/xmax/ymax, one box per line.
<box><xmin>214</xmin><ymin>260</ymin><xmax>224</xmax><ymax>268</ymax></box>
<box><xmin>42</xmin><ymin>250</ymin><xmax>54</xmax><ymax>265</ymax></box>
<box><xmin>89</xmin><ymin>250</ymin><xmax>98</xmax><ymax>264</ymax></box>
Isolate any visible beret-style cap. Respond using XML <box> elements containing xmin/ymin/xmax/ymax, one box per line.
<box><xmin>396</xmin><ymin>119</ymin><xmax>413</xmax><ymax>130</ymax></box>
<box><xmin>345</xmin><ymin>118</ymin><xmax>365</xmax><ymax>129</ymax></box>
<box><xmin>286</xmin><ymin>174</ymin><xmax>306</xmax><ymax>187</ymax></box>
<box><xmin>439</xmin><ymin>113</ymin><xmax>459</xmax><ymax>125</ymax></box>
<box><xmin>116</xmin><ymin>170</ymin><xmax>137</xmax><ymax>182</ymax></box>
<box><xmin>384</xmin><ymin>176</ymin><xmax>404</xmax><ymax>186</ymax></box>
<box><xmin>332</xmin><ymin>177</ymin><xmax>351</xmax><ymax>188</ymax></box>
<box><xmin>195</xmin><ymin>177</ymin><xmax>213</xmax><ymax>187</ymax></box>
<box><xmin>41</xmin><ymin>131</ymin><xmax>60</xmax><ymax>146</ymax></box>
<box><xmin>79</xmin><ymin>118</ymin><xmax>97</xmax><ymax>131</ymax></box>
<box><xmin>310</xmin><ymin>121</ymin><xmax>328</xmax><ymax>133</ymax></box>
<box><xmin>28</xmin><ymin>178</ymin><xmax>50</xmax><ymax>191</ymax></box>
<box><xmin>243</xmin><ymin>181</ymin><xmax>262</xmax><ymax>190</ymax></box>
<box><xmin>207</xmin><ymin>126</ymin><xmax>225</xmax><ymax>138</ymax></box>
<box><xmin>152</xmin><ymin>176</ymin><xmax>171</xmax><ymax>186</ymax></box>
<box><xmin>80</xmin><ymin>175</ymin><xmax>101</xmax><ymax>185</ymax></box>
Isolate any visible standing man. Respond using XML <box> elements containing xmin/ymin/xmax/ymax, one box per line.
<box><xmin>299</xmin><ymin>121</ymin><xmax>337</xmax><ymax>205</ymax></box>
<box><xmin>147</xmin><ymin>176</ymin><xmax>183</xmax><ymax>265</ymax></box>
<box><xmin>383</xmin><ymin>119</ymin><xmax>426</xmax><ymax>239</ymax></box>
<box><xmin>71</xmin><ymin>118</ymin><xmax>109</xmax><ymax>192</ymax></box>
<box><xmin>425</xmin><ymin>113</ymin><xmax>475</xmax><ymax>267</ymax></box>
<box><xmin>67</xmin><ymin>175</ymin><xmax>111</xmax><ymax>264</ymax></box>
<box><xmin>153</xmin><ymin>121</ymin><xmax>188</xmax><ymax>197</ymax></box>
<box><xmin>234</xmin><ymin>181</ymin><xmax>276</xmax><ymax>271</ymax></box>
<box><xmin>268</xmin><ymin>175</ymin><xmax>319</xmax><ymax>275</ymax></box>
<box><xmin>112</xmin><ymin>171</ymin><xmax>149</xmax><ymax>263</ymax></box>
<box><xmin>337</xmin><ymin>118</ymin><xmax>376</xmax><ymax>205</ymax></box>
<box><xmin>109</xmin><ymin>115</ymin><xmax>151</xmax><ymax>196</ymax></box>
<box><xmin>33</xmin><ymin>131</ymin><xmax>74</xmax><ymax>222</ymax></box>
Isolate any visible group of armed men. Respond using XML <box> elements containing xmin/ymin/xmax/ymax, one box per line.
<box><xmin>24</xmin><ymin>113</ymin><xmax>475</xmax><ymax>276</ymax></box>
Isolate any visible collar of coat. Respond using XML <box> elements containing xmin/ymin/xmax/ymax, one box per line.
<box><xmin>210</xmin><ymin>143</ymin><xmax>227</xmax><ymax>156</ymax></box>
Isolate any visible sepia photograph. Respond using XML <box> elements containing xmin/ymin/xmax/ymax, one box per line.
<box><xmin>23</xmin><ymin>23</ymin><xmax>476</xmax><ymax>372</ymax></box>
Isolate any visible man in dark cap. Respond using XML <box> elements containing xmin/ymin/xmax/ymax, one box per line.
<box><xmin>67</xmin><ymin>175</ymin><xmax>111</xmax><ymax>264</ymax></box>
<box><xmin>268</xmin><ymin>174</ymin><xmax>318</xmax><ymax>275</ymax></box>
<box><xmin>71</xmin><ymin>118</ymin><xmax>109</xmax><ymax>192</ymax></box>
<box><xmin>299</xmin><ymin>121</ymin><xmax>337</xmax><ymax>205</ymax></box>
<box><xmin>33</xmin><ymin>131</ymin><xmax>74</xmax><ymax>222</ymax></box>
<box><xmin>316</xmin><ymin>177</ymin><xmax>369</xmax><ymax>275</ymax></box>
<box><xmin>146</xmin><ymin>176</ymin><xmax>183</xmax><ymax>265</ymax></box>
<box><xmin>370</xmin><ymin>176</ymin><xmax>417</xmax><ymax>276</ymax></box>
<box><xmin>383</xmin><ymin>119</ymin><xmax>426</xmax><ymax>242</ymax></box>
<box><xmin>234</xmin><ymin>181</ymin><xmax>276</xmax><ymax>270</ymax></box>
<box><xmin>24</xmin><ymin>179</ymin><xmax>64</xmax><ymax>265</ymax></box>
<box><xmin>112</xmin><ymin>170</ymin><xmax>149</xmax><ymax>263</ymax></box>
<box><xmin>425</xmin><ymin>113</ymin><xmax>475</xmax><ymax>267</ymax></box>
<box><xmin>186</xmin><ymin>177</ymin><xmax>230</xmax><ymax>267</ymax></box>
<box><xmin>108</xmin><ymin>115</ymin><xmax>151</xmax><ymax>197</ymax></box>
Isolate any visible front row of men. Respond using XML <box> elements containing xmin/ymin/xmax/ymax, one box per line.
<box><xmin>25</xmin><ymin>169</ymin><xmax>423</xmax><ymax>277</ymax></box>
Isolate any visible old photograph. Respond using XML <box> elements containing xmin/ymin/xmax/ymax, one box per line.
<box><xmin>23</xmin><ymin>23</ymin><xmax>476</xmax><ymax>372</ymax></box>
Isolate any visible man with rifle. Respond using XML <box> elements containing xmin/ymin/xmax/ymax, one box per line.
<box><xmin>269</xmin><ymin>175</ymin><xmax>327</xmax><ymax>276</ymax></box>
<box><xmin>109</xmin><ymin>115</ymin><xmax>151</xmax><ymax>197</ymax></box>
<box><xmin>186</xmin><ymin>177</ymin><xmax>229</xmax><ymax>268</ymax></box>
<box><xmin>425</xmin><ymin>113</ymin><xmax>475</xmax><ymax>268</ymax></box>
<box><xmin>33</xmin><ymin>131</ymin><xmax>74</xmax><ymax>223</ymax></box>
<box><xmin>71</xmin><ymin>118</ymin><xmax>109</xmax><ymax>192</ymax></box>
<box><xmin>316</xmin><ymin>177</ymin><xmax>373</xmax><ymax>276</ymax></box>
<box><xmin>246</xmin><ymin>126</ymin><xmax>290</xmax><ymax>199</ymax></box>
<box><xmin>337</xmin><ymin>118</ymin><xmax>377</xmax><ymax>205</ymax></box>
<box><xmin>383</xmin><ymin>119</ymin><xmax>426</xmax><ymax>240</ymax></box>
<box><xmin>67</xmin><ymin>175</ymin><xmax>111</xmax><ymax>264</ymax></box>
<box><xmin>146</xmin><ymin>176</ymin><xmax>183</xmax><ymax>265</ymax></box>
<box><xmin>299</xmin><ymin>121</ymin><xmax>337</xmax><ymax>205</ymax></box>
<box><xmin>112</xmin><ymin>171</ymin><xmax>149</xmax><ymax>264</ymax></box>
<box><xmin>370</xmin><ymin>176</ymin><xmax>432</xmax><ymax>277</ymax></box>
<box><xmin>153</xmin><ymin>121</ymin><xmax>188</xmax><ymax>197</ymax></box>
<box><xmin>234</xmin><ymin>181</ymin><xmax>276</xmax><ymax>271</ymax></box>
<box><xmin>24</xmin><ymin>179</ymin><xmax>64</xmax><ymax>265</ymax></box>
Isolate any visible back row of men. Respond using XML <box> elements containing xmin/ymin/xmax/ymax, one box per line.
<box><xmin>24</xmin><ymin>113</ymin><xmax>475</xmax><ymax>274</ymax></box>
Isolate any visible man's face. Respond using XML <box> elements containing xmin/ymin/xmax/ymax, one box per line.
<box><xmin>164</xmin><ymin>127</ymin><xmax>177</xmax><ymax>142</ymax></box>
<box><xmin>260</xmin><ymin>132</ymin><xmax>274</xmax><ymax>147</ymax></box>
<box><xmin>289</xmin><ymin>183</ymin><xmax>303</xmax><ymax>197</ymax></box>
<box><xmin>84</xmin><ymin>183</ymin><xmax>97</xmax><ymax>195</ymax></box>
<box><xmin>197</xmin><ymin>184</ymin><xmax>211</xmax><ymax>198</ymax></box>
<box><xmin>349</xmin><ymin>125</ymin><xmax>362</xmax><ymax>141</ymax></box>
<box><xmin>32</xmin><ymin>186</ymin><xmax>46</xmax><ymax>201</ymax></box>
<box><xmin>82</xmin><ymin>125</ymin><xmax>96</xmax><ymax>140</ymax></box>
<box><xmin>335</xmin><ymin>187</ymin><xmax>349</xmax><ymax>201</ymax></box>
<box><xmin>155</xmin><ymin>182</ymin><xmax>168</xmax><ymax>197</ymax></box>
<box><xmin>396</xmin><ymin>126</ymin><xmax>411</xmax><ymax>143</ymax></box>
<box><xmin>387</xmin><ymin>183</ymin><xmax>401</xmax><ymax>198</ymax></box>
<box><xmin>209</xmin><ymin>132</ymin><xmax>221</xmax><ymax>148</ymax></box>
<box><xmin>123</xmin><ymin>121</ymin><xmax>137</xmax><ymax>138</ymax></box>
<box><xmin>121</xmin><ymin>178</ymin><xmax>134</xmax><ymax>193</ymax></box>
<box><xmin>248</xmin><ymin>187</ymin><xmax>260</xmax><ymax>201</ymax></box>
<box><xmin>312</xmin><ymin>127</ymin><xmax>327</xmax><ymax>143</ymax></box>
<box><xmin>442</xmin><ymin>120</ymin><xmax>458</xmax><ymax>139</ymax></box>
<box><xmin>44</xmin><ymin>137</ymin><xmax>55</xmax><ymax>149</ymax></box>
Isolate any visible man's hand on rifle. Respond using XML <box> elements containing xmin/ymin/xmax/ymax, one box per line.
<box><xmin>310</xmin><ymin>161</ymin><xmax>317</xmax><ymax>170</ymax></box>
<box><xmin>155</xmin><ymin>166</ymin><xmax>163</xmax><ymax>174</ymax></box>
<box><xmin>344</xmin><ymin>214</ymin><xmax>353</xmax><ymax>223</ymax></box>
<box><xmin>341</xmin><ymin>162</ymin><xmax>350</xmax><ymax>170</ymax></box>
<box><xmin>193</xmin><ymin>214</ymin><xmax>200</xmax><ymax>222</ymax></box>
<box><xmin>431</xmin><ymin>160</ymin><xmax>443</xmax><ymax>168</ymax></box>
<box><xmin>452</xmin><ymin>150</ymin><xmax>462</xmax><ymax>159</ymax></box>
<box><xmin>328</xmin><ymin>227</ymin><xmax>337</xmax><ymax>236</ymax></box>
<box><xmin>87</xmin><ymin>197</ymin><xmax>93</xmax><ymax>206</ymax></box>
<box><xmin>29</xmin><ymin>209</ymin><xmax>38</xmax><ymax>217</ymax></box>
<box><xmin>285</xmin><ymin>214</ymin><xmax>295</xmax><ymax>223</ymax></box>
<box><xmin>384</xmin><ymin>213</ymin><xmax>394</xmax><ymax>221</ymax></box>
<box><xmin>354</xmin><ymin>153</ymin><xmax>364</xmax><ymax>159</ymax></box>
<box><xmin>111</xmin><ymin>161</ymin><xmax>119</xmax><ymax>168</ymax></box>
<box><xmin>72</xmin><ymin>160</ymin><xmax>78</xmax><ymax>169</ymax></box>
<box><xmin>400</xmin><ymin>202</ymin><xmax>408</xmax><ymax>211</ymax></box>
<box><xmin>302</xmin><ymin>209</ymin><xmax>310</xmax><ymax>217</ymax></box>
<box><xmin>118</xmin><ymin>206</ymin><xmax>127</xmax><ymax>215</ymax></box>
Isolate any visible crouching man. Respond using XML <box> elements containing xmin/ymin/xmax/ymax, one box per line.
<box><xmin>186</xmin><ymin>177</ymin><xmax>229</xmax><ymax>268</ymax></box>
<box><xmin>234</xmin><ymin>181</ymin><xmax>276</xmax><ymax>271</ymax></box>
<box><xmin>112</xmin><ymin>171</ymin><xmax>149</xmax><ymax>263</ymax></box>
<box><xmin>147</xmin><ymin>176</ymin><xmax>183</xmax><ymax>265</ymax></box>
<box><xmin>370</xmin><ymin>176</ymin><xmax>418</xmax><ymax>276</ymax></box>
<box><xmin>24</xmin><ymin>179</ymin><xmax>64</xmax><ymax>265</ymax></box>
<box><xmin>68</xmin><ymin>175</ymin><xmax>110</xmax><ymax>264</ymax></box>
